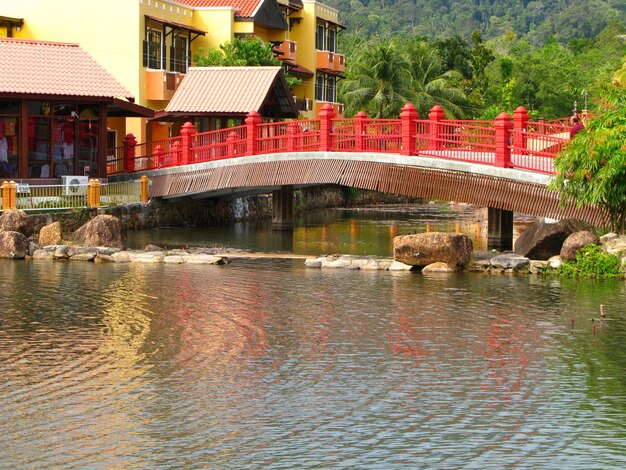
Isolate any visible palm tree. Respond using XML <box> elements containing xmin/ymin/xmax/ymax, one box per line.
<box><xmin>340</xmin><ymin>39</ymin><xmax>413</xmax><ymax>118</ymax></box>
<box><xmin>405</xmin><ymin>41</ymin><xmax>468</xmax><ymax>118</ymax></box>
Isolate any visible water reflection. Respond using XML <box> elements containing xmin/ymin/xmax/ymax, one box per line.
<box><xmin>0</xmin><ymin>215</ymin><xmax>625</xmax><ymax>467</ymax></box>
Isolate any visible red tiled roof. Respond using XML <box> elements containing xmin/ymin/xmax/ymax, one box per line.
<box><xmin>0</xmin><ymin>38</ymin><xmax>133</xmax><ymax>99</ymax></box>
<box><xmin>177</xmin><ymin>0</ymin><xmax>262</xmax><ymax>17</ymax></box>
<box><xmin>165</xmin><ymin>66</ymin><xmax>287</xmax><ymax>114</ymax></box>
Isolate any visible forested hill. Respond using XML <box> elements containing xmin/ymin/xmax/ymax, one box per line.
<box><xmin>329</xmin><ymin>0</ymin><xmax>626</xmax><ymax>44</ymax></box>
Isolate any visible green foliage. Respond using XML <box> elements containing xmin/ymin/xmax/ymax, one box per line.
<box><xmin>550</xmin><ymin>244</ymin><xmax>624</xmax><ymax>279</ymax></box>
<box><xmin>551</xmin><ymin>85</ymin><xmax>626</xmax><ymax>233</ymax></box>
<box><xmin>194</xmin><ymin>37</ymin><xmax>281</xmax><ymax>66</ymax></box>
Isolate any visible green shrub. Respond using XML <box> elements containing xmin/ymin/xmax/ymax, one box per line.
<box><xmin>552</xmin><ymin>244</ymin><xmax>624</xmax><ymax>279</ymax></box>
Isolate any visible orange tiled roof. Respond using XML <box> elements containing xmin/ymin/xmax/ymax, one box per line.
<box><xmin>0</xmin><ymin>38</ymin><xmax>133</xmax><ymax>99</ymax></box>
<box><xmin>178</xmin><ymin>0</ymin><xmax>262</xmax><ymax>17</ymax></box>
<box><xmin>165</xmin><ymin>66</ymin><xmax>286</xmax><ymax>114</ymax></box>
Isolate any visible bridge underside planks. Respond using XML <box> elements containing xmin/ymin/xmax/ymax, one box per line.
<box><xmin>149</xmin><ymin>159</ymin><xmax>605</xmax><ymax>226</ymax></box>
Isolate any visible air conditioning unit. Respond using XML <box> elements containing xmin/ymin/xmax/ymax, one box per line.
<box><xmin>62</xmin><ymin>175</ymin><xmax>89</xmax><ymax>196</ymax></box>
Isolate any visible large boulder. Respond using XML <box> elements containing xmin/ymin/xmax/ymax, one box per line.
<box><xmin>39</xmin><ymin>221</ymin><xmax>63</xmax><ymax>246</ymax></box>
<box><xmin>0</xmin><ymin>210</ymin><xmax>34</xmax><ymax>237</ymax></box>
<box><xmin>560</xmin><ymin>231</ymin><xmax>600</xmax><ymax>261</ymax></box>
<box><xmin>73</xmin><ymin>215</ymin><xmax>127</xmax><ymax>250</ymax></box>
<box><xmin>0</xmin><ymin>231</ymin><xmax>29</xmax><ymax>259</ymax></box>
<box><xmin>514</xmin><ymin>219</ymin><xmax>594</xmax><ymax>260</ymax></box>
<box><xmin>393</xmin><ymin>232</ymin><xmax>473</xmax><ymax>268</ymax></box>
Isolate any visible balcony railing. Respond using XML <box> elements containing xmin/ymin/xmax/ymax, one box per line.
<box><xmin>145</xmin><ymin>70</ymin><xmax>184</xmax><ymax>101</ymax></box>
<box><xmin>276</xmin><ymin>40</ymin><xmax>297</xmax><ymax>63</ymax></box>
<box><xmin>316</xmin><ymin>50</ymin><xmax>345</xmax><ymax>74</ymax></box>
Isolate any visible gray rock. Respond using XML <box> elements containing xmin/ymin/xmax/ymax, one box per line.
<box><xmin>422</xmin><ymin>262</ymin><xmax>456</xmax><ymax>273</ymax></box>
<box><xmin>344</xmin><ymin>264</ymin><xmax>361</xmax><ymax>270</ymax></box>
<box><xmin>529</xmin><ymin>260</ymin><xmax>548</xmax><ymax>274</ymax></box>
<box><xmin>304</xmin><ymin>259</ymin><xmax>322</xmax><ymax>268</ymax></box>
<box><xmin>95</xmin><ymin>254</ymin><xmax>115</xmax><ymax>263</ymax></box>
<box><xmin>0</xmin><ymin>231</ymin><xmax>29</xmax><ymax>259</ymax></box>
<box><xmin>548</xmin><ymin>255</ymin><xmax>563</xmax><ymax>268</ymax></box>
<box><xmin>163</xmin><ymin>255</ymin><xmax>186</xmax><ymax>264</ymax></box>
<box><xmin>560</xmin><ymin>231</ymin><xmax>600</xmax><ymax>261</ymax></box>
<box><xmin>388</xmin><ymin>261</ymin><xmax>414</xmax><ymax>271</ymax></box>
<box><xmin>185</xmin><ymin>254</ymin><xmax>227</xmax><ymax>265</ymax></box>
<box><xmin>32</xmin><ymin>249</ymin><xmax>54</xmax><ymax>260</ymax></box>
<box><xmin>144</xmin><ymin>244</ymin><xmax>164</xmax><ymax>252</ymax></box>
<box><xmin>39</xmin><ymin>221</ymin><xmax>62</xmax><ymax>246</ymax></box>
<box><xmin>393</xmin><ymin>232</ymin><xmax>473</xmax><ymax>267</ymax></box>
<box><xmin>514</xmin><ymin>218</ymin><xmax>594</xmax><ymax>260</ymax></box>
<box><xmin>0</xmin><ymin>210</ymin><xmax>34</xmax><ymax>237</ymax></box>
<box><xmin>53</xmin><ymin>245</ymin><xmax>70</xmax><ymax>260</ymax></box>
<box><xmin>73</xmin><ymin>215</ymin><xmax>127</xmax><ymax>250</ymax></box>
<box><xmin>490</xmin><ymin>253</ymin><xmax>530</xmax><ymax>269</ymax></box>
<box><xmin>71</xmin><ymin>252</ymin><xmax>97</xmax><ymax>262</ymax></box>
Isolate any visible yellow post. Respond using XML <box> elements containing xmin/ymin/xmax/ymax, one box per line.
<box><xmin>8</xmin><ymin>181</ymin><xmax>17</xmax><ymax>209</ymax></box>
<box><xmin>88</xmin><ymin>179</ymin><xmax>95</xmax><ymax>208</ymax></box>
<box><xmin>1</xmin><ymin>181</ymin><xmax>9</xmax><ymax>211</ymax></box>
<box><xmin>141</xmin><ymin>175</ymin><xmax>149</xmax><ymax>203</ymax></box>
<box><xmin>94</xmin><ymin>179</ymin><xmax>101</xmax><ymax>208</ymax></box>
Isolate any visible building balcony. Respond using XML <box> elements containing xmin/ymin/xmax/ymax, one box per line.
<box><xmin>294</xmin><ymin>96</ymin><xmax>313</xmax><ymax>112</ymax></box>
<box><xmin>316</xmin><ymin>50</ymin><xmax>345</xmax><ymax>74</ymax></box>
<box><xmin>314</xmin><ymin>100</ymin><xmax>344</xmax><ymax>117</ymax></box>
<box><xmin>145</xmin><ymin>69</ymin><xmax>184</xmax><ymax>101</ymax></box>
<box><xmin>275</xmin><ymin>40</ymin><xmax>297</xmax><ymax>63</ymax></box>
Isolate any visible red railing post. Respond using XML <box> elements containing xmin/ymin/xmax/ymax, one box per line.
<box><xmin>400</xmin><ymin>103</ymin><xmax>418</xmax><ymax>155</ymax></box>
<box><xmin>319</xmin><ymin>103</ymin><xmax>336</xmax><ymax>152</ymax></box>
<box><xmin>494</xmin><ymin>112</ymin><xmax>513</xmax><ymax>168</ymax></box>
<box><xmin>245</xmin><ymin>111</ymin><xmax>261</xmax><ymax>155</ymax></box>
<box><xmin>513</xmin><ymin>106</ymin><xmax>530</xmax><ymax>155</ymax></box>
<box><xmin>227</xmin><ymin>131</ymin><xmax>237</xmax><ymax>158</ymax></box>
<box><xmin>180</xmin><ymin>121</ymin><xmax>196</xmax><ymax>165</ymax></box>
<box><xmin>287</xmin><ymin>121</ymin><xmax>300</xmax><ymax>152</ymax></box>
<box><xmin>153</xmin><ymin>143</ymin><xmax>164</xmax><ymax>168</ymax></box>
<box><xmin>171</xmin><ymin>140</ymin><xmax>182</xmax><ymax>166</ymax></box>
<box><xmin>428</xmin><ymin>105</ymin><xmax>445</xmax><ymax>151</ymax></box>
<box><xmin>123</xmin><ymin>133</ymin><xmax>137</xmax><ymax>173</ymax></box>
<box><xmin>354</xmin><ymin>111</ymin><xmax>367</xmax><ymax>152</ymax></box>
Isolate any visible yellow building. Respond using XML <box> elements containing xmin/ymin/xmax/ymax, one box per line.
<box><xmin>0</xmin><ymin>0</ymin><xmax>345</xmax><ymax>145</ymax></box>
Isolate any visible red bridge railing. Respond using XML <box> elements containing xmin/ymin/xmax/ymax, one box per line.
<box><xmin>110</xmin><ymin>104</ymin><xmax>577</xmax><ymax>177</ymax></box>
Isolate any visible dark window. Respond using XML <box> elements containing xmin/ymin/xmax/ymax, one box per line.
<box><xmin>146</xmin><ymin>28</ymin><xmax>163</xmax><ymax>69</ymax></box>
<box><xmin>170</xmin><ymin>34</ymin><xmax>189</xmax><ymax>73</ymax></box>
<box><xmin>316</xmin><ymin>23</ymin><xmax>325</xmax><ymax>50</ymax></box>
<box><xmin>315</xmin><ymin>74</ymin><xmax>325</xmax><ymax>101</ymax></box>
<box><xmin>326</xmin><ymin>76</ymin><xmax>336</xmax><ymax>103</ymax></box>
<box><xmin>327</xmin><ymin>28</ymin><xmax>336</xmax><ymax>53</ymax></box>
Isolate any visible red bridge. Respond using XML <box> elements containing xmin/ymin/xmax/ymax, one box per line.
<box><xmin>109</xmin><ymin>104</ymin><xmax>601</xmax><ymax>249</ymax></box>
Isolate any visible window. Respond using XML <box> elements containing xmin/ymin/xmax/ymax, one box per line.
<box><xmin>316</xmin><ymin>23</ymin><xmax>325</xmax><ymax>50</ymax></box>
<box><xmin>315</xmin><ymin>74</ymin><xmax>325</xmax><ymax>101</ymax></box>
<box><xmin>326</xmin><ymin>76</ymin><xmax>337</xmax><ymax>103</ymax></box>
<box><xmin>171</xmin><ymin>34</ymin><xmax>189</xmax><ymax>73</ymax></box>
<box><xmin>327</xmin><ymin>28</ymin><xmax>336</xmax><ymax>53</ymax></box>
<box><xmin>145</xmin><ymin>28</ymin><xmax>163</xmax><ymax>69</ymax></box>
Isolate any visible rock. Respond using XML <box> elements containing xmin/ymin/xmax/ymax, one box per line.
<box><xmin>472</xmin><ymin>251</ymin><xmax>499</xmax><ymax>261</ymax></box>
<box><xmin>71</xmin><ymin>252</ymin><xmax>97</xmax><ymax>262</ymax></box>
<box><xmin>324</xmin><ymin>258</ymin><xmax>352</xmax><ymax>268</ymax></box>
<box><xmin>96</xmin><ymin>247</ymin><xmax>122</xmax><ymax>256</ymax></box>
<box><xmin>548</xmin><ymin>255</ymin><xmax>563</xmax><ymax>269</ymax></box>
<box><xmin>529</xmin><ymin>260</ymin><xmax>548</xmax><ymax>274</ymax></box>
<box><xmin>111</xmin><ymin>251</ymin><xmax>134</xmax><ymax>263</ymax></box>
<box><xmin>393</xmin><ymin>232</ymin><xmax>473</xmax><ymax>268</ymax></box>
<box><xmin>560</xmin><ymin>231</ymin><xmax>600</xmax><ymax>261</ymax></box>
<box><xmin>131</xmin><ymin>253</ymin><xmax>164</xmax><ymax>264</ymax></box>
<box><xmin>95</xmin><ymin>254</ymin><xmax>115</xmax><ymax>263</ymax></box>
<box><xmin>344</xmin><ymin>264</ymin><xmax>361</xmax><ymax>270</ymax></box>
<box><xmin>304</xmin><ymin>259</ymin><xmax>322</xmax><ymax>268</ymax></box>
<box><xmin>0</xmin><ymin>210</ymin><xmax>34</xmax><ymax>237</ymax></box>
<box><xmin>0</xmin><ymin>231</ymin><xmax>29</xmax><ymax>259</ymax></box>
<box><xmin>388</xmin><ymin>261</ymin><xmax>414</xmax><ymax>271</ymax></box>
<box><xmin>73</xmin><ymin>215</ymin><xmax>127</xmax><ymax>250</ymax></box>
<box><xmin>490</xmin><ymin>253</ymin><xmax>530</xmax><ymax>270</ymax></box>
<box><xmin>28</xmin><ymin>239</ymin><xmax>38</xmax><ymax>257</ymax></box>
<box><xmin>144</xmin><ymin>244</ymin><xmax>163</xmax><ymax>252</ymax></box>
<box><xmin>184</xmin><ymin>254</ymin><xmax>227</xmax><ymax>265</ymax></box>
<box><xmin>39</xmin><ymin>222</ymin><xmax>63</xmax><ymax>246</ymax></box>
<box><xmin>163</xmin><ymin>255</ymin><xmax>185</xmax><ymax>264</ymax></box>
<box><xmin>599</xmin><ymin>234</ymin><xmax>626</xmax><ymax>256</ymax></box>
<box><xmin>32</xmin><ymin>249</ymin><xmax>54</xmax><ymax>260</ymax></box>
<box><xmin>514</xmin><ymin>218</ymin><xmax>594</xmax><ymax>260</ymax></box>
<box><xmin>422</xmin><ymin>262</ymin><xmax>456</xmax><ymax>273</ymax></box>
<box><xmin>53</xmin><ymin>245</ymin><xmax>70</xmax><ymax>260</ymax></box>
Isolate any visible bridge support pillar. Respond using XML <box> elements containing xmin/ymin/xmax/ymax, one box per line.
<box><xmin>272</xmin><ymin>185</ymin><xmax>294</xmax><ymax>231</ymax></box>
<box><xmin>487</xmin><ymin>207</ymin><xmax>513</xmax><ymax>251</ymax></box>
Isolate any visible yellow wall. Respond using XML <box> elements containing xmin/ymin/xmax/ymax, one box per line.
<box><xmin>193</xmin><ymin>9</ymin><xmax>235</xmax><ymax>51</ymax></box>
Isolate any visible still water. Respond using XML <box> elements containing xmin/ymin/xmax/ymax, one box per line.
<box><xmin>1</xmin><ymin>204</ymin><xmax>625</xmax><ymax>468</ymax></box>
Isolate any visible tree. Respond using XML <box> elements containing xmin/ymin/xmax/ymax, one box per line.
<box><xmin>551</xmin><ymin>85</ymin><xmax>626</xmax><ymax>233</ymax></box>
<box><xmin>340</xmin><ymin>39</ymin><xmax>412</xmax><ymax>117</ymax></box>
<box><xmin>194</xmin><ymin>37</ymin><xmax>281</xmax><ymax>66</ymax></box>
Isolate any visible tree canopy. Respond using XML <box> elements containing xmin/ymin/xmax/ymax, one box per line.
<box><xmin>551</xmin><ymin>85</ymin><xmax>626</xmax><ymax>233</ymax></box>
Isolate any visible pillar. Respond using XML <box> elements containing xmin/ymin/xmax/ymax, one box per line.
<box><xmin>141</xmin><ymin>175</ymin><xmax>149</xmax><ymax>203</ymax></box>
<box><xmin>123</xmin><ymin>133</ymin><xmax>137</xmax><ymax>173</ymax></box>
<box><xmin>400</xmin><ymin>103</ymin><xmax>418</xmax><ymax>155</ymax></box>
<box><xmin>319</xmin><ymin>103</ymin><xmax>336</xmax><ymax>152</ymax></box>
<box><xmin>487</xmin><ymin>207</ymin><xmax>513</xmax><ymax>251</ymax></box>
<box><xmin>513</xmin><ymin>106</ymin><xmax>530</xmax><ymax>155</ymax></box>
<box><xmin>494</xmin><ymin>112</ymin><xmax>513</xmax><ymax>168</ymax></box>
<box><xmin>180</xmin><ymin>121</ymin><xmax>196</xmax><ymax>165</ymax></box>
<box><xmin>428</xmin><ymin>105</ymin><xmax>445</xmax><ymax>151</ymax></box>
<box><xmin>245</xmin><ymin>111</ymin><xmax>261</xmax><ymax>156</ymax></box>
<box><xmin>272</xmin><ymin>185</ymin><xmax>294</xmax><ymax>231</ymax></box>
<box><xmin>354</xmin><ymin>111</ymin><xmax>367</xmax><ymax>152</ymax></box>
